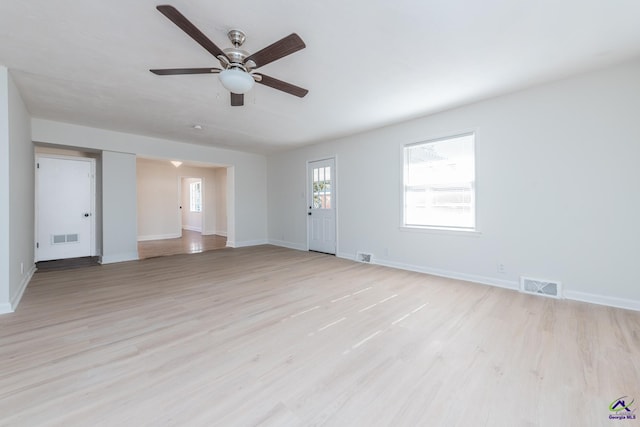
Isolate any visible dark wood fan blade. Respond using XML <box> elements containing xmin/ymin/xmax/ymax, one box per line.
<box><xmin>150</xmin><ymin>68</ymin><xmax>221</xmax><ymax>75</ymax></box>
<box><xmin>156</xmin><ymin>5</ymin><xmax>228</xmax><ymax>60</ymax></box>
<box><xmin>230</xmin><ymin>93</ymin><xmax>244</xmax><ymax>106</ymax></box>
<box><xmin>254</xmin><ymin>73</ymin><xmax>308</xmax><ymax>98</ymax></box>
<box><xmin>245</xmin><ymin>33</ymin><xmax>305</xmax><ymax>69</ymax></box>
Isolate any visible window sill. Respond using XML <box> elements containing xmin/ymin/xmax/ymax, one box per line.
<box><xmin>399</xmin><ymin>225</ymin><xmax>482</xmax><ymax>237</ymax></box>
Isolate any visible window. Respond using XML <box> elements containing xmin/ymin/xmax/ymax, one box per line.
<box><xmin>189</xmin><ymin>181</ymin><xmax>202</xmax><ymax>212</ymax></box>
<box><xmin>403</xmin><ymin>133</ymin><xmax>475</xmax><ymax>230</ymax></box>
<box><xmin>312</xmin><ymin>166</ymin><xmax>331</xmax><ymax>209</ymax></box>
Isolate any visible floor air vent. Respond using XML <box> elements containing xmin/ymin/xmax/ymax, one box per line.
<box><xmin>356</xmin><ymin>252</ymin><xmax>373</xmax><ymax>263</ymax></box>
<box><xmin>520</xmin><ymin>276</ymin><xmax>562</xmax><ymax>299</ymax></box>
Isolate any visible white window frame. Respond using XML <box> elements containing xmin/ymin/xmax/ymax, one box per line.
<box><xmin>189</xmin><ymin>181</ymin><xmax>202</xmax><ymax>213</ymax></box>
<box><xmin>402</xmin><ymin>132</ymin><xmax>477</xmax><ymax>233</ymax></box>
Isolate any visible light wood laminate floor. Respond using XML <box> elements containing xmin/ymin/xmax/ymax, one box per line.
<box><xmin>1</xmin><ymin>246</ymin><xmax>638</xmax><ymax>426</ymax></box>
<box><xmin>138</xmin><ymin>229</ymin><xmax>227</xmax><ymax>259</ymax></box>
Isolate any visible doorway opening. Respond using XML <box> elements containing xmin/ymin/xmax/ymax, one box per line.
<box><xmin>136</xmin><ymin>158</ymin><xmax>231</xmax><ymax>259</ymax></box>
<box><xmin>35</xmin><ymin>153</ymin><xmax>97</xmax><ymax>262</ymax></box>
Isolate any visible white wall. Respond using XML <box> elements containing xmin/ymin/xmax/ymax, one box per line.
<box><xmin>0</xmin><ymin>67</ymin><xmax>35</xmax><ymax>313</ymax></box>
<box><xmin>268</xmin><ymin>59</ymin><xmax>640</xmax><ymax>311</ymax></box>
<box><xmin>215</xmin><ymin>168</ymin><xmax>227</xmax><ymax>236</ymax></box>
<box><xmin>32</xmin><ymin>120</ymin><xmax>267</xmax><ymax>247</ymax></box>
<box><xmin>137</xmin><ymin>159</ymin><xmax>182</xmax><ymax>240</ymax></box>
<box><xmin>0</xmin><ymin>67</ymin><xmax>10</xmax><ymax>313</ymax></box>
<box><xmin>102</xmin><ymin>151</ymin><xmax>138</xmax><ymax>264</ymax></box>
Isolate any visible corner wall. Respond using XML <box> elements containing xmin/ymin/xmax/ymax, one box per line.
<box><xmin>0</xmin><ymin>67</ymin><xmax>34</xmax><ymax>313</ymax></box>
<box><xmin>0</xmin><ymin>67</ymin><xmax>10</xmax><ymax>313</ymax></box>
<box><xmin>267</xmin><ymin>59</ymin><xmax>640</xmax><ymax>311</ymax></box>
<box><xmin>102</xmin><ymin>151</ymin><xmax>138</xmax><ymax>264</ymax></box>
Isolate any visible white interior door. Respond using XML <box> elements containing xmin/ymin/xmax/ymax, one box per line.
<box><xmin>308</xmin><ymin>158</ymin><xmax>336</xmax><ymax>254</ymax></box>
<box><xmin>37</xmin><ymin>156</ymin><xmax>94</xmax><ymax>261</ymax></box>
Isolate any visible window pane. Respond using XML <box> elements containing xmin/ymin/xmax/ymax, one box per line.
<box><xmin>404</xmin><ymin>134</ymin><xmax>475</xmax><ymax>229</ymax></box>
<box><xmin>312</xmin><ymin>166</ymin><xmax>332</xmax><ymax>209</ymax></box>
<box><xmin>190</xmin><ymin>181</ymin><xmax>202</xmax><ymax>213</ymax></box>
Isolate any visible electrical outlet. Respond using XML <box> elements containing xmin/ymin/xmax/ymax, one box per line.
<box><xmin>497</xmin><ymin>263</ymin><xmax>505</xmax><ymax>274</ymax></box>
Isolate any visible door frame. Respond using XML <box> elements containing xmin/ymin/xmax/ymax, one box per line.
<box><xmin>35</xmin><ymin>154</ymin><xmax>97</xmax><ymax>261</ymax></box>
<box><xmin>306</xmin><ymin>156</ymin><xmax>338</xmax><ymax>254</ymax></box>
<box><xmin>177</xmin><ymin>175</ymin><xmax>205</xmax><ymax>235</ymax></box>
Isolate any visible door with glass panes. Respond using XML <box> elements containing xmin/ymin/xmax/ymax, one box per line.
<box><xmin>308</xmin><ymin>158</ymin><xmax>336</xmax><ymax>254</ymax></box>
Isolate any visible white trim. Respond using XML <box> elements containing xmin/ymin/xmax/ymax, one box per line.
<box><xmin>337</xmin><ymin>253</ymin><xmax>518</xmax><ymax>290</ymax></box>
<box><xmin>100</xmin><ymin>252</ymin><xmax>139</xmax><ymax>264</ymax></box>
<box><xmin>0</xmin><ymin>303</ymin><xmax>12</xmax><ymax>315</ymax></box>
<box><xmin>137</xmin><ymin>233</ymin><xmax>181</xmax><ymax>241</ymax></box>
<box><xmin>178</xmin><ymin>175</ymin><xmax>205</xmax><ymax>238</ymax></box>
<box><xmin>306</xmin><ymin>156</ymin><xmax>338</xmax><ymax>254</ymax></box>
<box><xmin>10</xmin><ymin>264</ymin><xmax>36</xmax><ymax>311</ymax></box>
<box><xmin>335</xmin><ymin>251</ymin><xmax>640</xmax><ymax>312</ymax></box>
<box><xmin>226</xmin><ymin>240</ymin><xmax>235</xmax><ymax>248</ymax></box>
<box><xmin>35</xmin><ymin>154</ymin><xmax>97</xmax><ymax>261</ymax></box>
<box><xmin>212</xmin><ymin>230</ymin><xmax>227</xmax><ymax>237</ymax></box>
<box><xmin>399</xmin><ymin>226</ymin><xmax>482</xmax><ymax>237</ymax></box>
<box><xmin>564</xmin><ymin>290</ymin><xmax>640</xmax><ymax>312</ymax></box>
<box><xmin>233</xmin><ymin>239</ymin><xmax>269</xmax><ymax>248</ymax></box>
<box><xmin>400</xmin><ymin>130</ymin><xmax>478</xmax><ymax>232</ymax></box>
<box><xmin>268</xmin><ymin>239</ymin><xmax>307</xmax><ymax>251</ymax></box>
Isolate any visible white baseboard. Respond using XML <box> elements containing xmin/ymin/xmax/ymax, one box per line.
<box><xmin>100</xmin><ymin>252</ymin><xmax>139</xmax><ymax>264</ymax></box>
<box><xmin>0</xmin><ymin>264</ymin><xmax>36</xmax><ymax>314</ymax></box>
<box><xmin>343</xmin><ymin>254</ymin><xmax>518</xmax><ymax>291</ymax></box>
<box><xmin>182</xmin><ymin>225</ymin><xmax>202</xmax><ymax>232</ymax></box>
<box><xmin>10</xmin><ymin>264</ymin><xmax>36</xmax><ymax>311</ymax></box>
<box><xmin>137</xmin><ymin>233</ymin><xmax>181</xmax><ymax>242</ymax></box>
<box><xmin>0</xmin><ymin>303</ymin><xmax>12</xmax><ymax>315</ymax></box>
<box><xmin>564</xmin><ymin>290</ymin><xmax>640</xmax><ymax>312</ymax></box>
<box><xmin>336</xmin><ymin>252</ymin><xmax>640</xmax><ymax>312</ymax></box>
<box><xmin>268</xmin><ymin>239</ymin><xmax>307</xmax><ymax>251</ymax></box>
<box><xmin>215</xmin><ymin>230</ymin><xmax>228</xmax><ymax>237</ymax></box>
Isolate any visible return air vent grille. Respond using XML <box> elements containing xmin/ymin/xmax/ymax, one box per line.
<box><xmin>356</xmin><ymin>252</ymin><xmax>373</xmax><ymax>263</ymax></box>
<box><xmin>520</xmin><ymin>276</ymin><xmax>562</xmax><ymax>299</ymax></box>
<box><xmin>51</xmin><ymin>234</ymin><xmax>80</xmax><ymax>244</ymax></box>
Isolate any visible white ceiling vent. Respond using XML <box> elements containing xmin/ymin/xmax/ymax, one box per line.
<box><xmin>356</xmin><ymin>252</ymin><xmax>373</xmax><ymax>263</ymax></box>
<box><xmin>520</xmin><ymin>276</ymin><xmax>562</xmax><ymax>299</ymax></box>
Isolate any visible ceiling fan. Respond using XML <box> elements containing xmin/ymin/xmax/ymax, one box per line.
<box><xmin>150</xmin><ymin>5</ymin><xmax>308</xmax><ymax>106</ymax></box>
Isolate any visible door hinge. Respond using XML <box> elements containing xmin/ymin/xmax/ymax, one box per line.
<box><xmin>37</xmin><ymin>163</ymin><xmax>40</xmax><ymax>169</ymax></box>
<box><xmin>36</xmin><ymin>242</ymin><xmax>39</xmax><ymax>248</ymax></box>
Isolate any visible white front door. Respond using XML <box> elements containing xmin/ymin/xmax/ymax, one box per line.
<box><xmin>308</xmin><ymin>158</ymin><xmax>336</xmax><ymax>254</ymax></box>
<box><xmin>37</xmin><ymin>156</ymin><xmax>95</xmax><ymax>261</ymax></box>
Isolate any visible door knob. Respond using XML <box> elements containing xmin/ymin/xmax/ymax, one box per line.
<box><xmin>308</xmin><ymin>212</ymin><xmax>312</xmax><ymax>216</ymax></box>
<box><xmin>84</xmin><ymin>213</ymin><xmax>90</xmax><ymax>217</ymax></box>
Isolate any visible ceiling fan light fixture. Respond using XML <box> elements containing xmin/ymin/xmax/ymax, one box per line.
<box><xmin>219</xmin><ymin>68</ymin><xmax>254</xmax><ymax>94</ymax></box>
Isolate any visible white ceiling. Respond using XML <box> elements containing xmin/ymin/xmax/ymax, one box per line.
<box><xmin>1</xmin><ymin>1</ymin><xmax>640</xmax><ymax>154</ymax></box>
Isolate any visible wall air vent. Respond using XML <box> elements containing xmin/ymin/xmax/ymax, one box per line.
<box><xmin>356</xmin><ymin>252</ymin><xmax>373</xmax><ymax>263</ymax></box>
<box><xmin>520</xmin><ymin>276</ymin><xmax>562</xmax><ymax>299</ymax></box>
<box><xmin>51</xmin><ymin>234</ymin><xmax>80</xmax><ymax>244</ymax></box>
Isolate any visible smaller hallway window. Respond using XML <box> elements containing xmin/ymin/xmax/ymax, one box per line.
<box><xmin>190</xmin><ymin>181</ymin><xmax>202</xmax><ymax>212</ymax></box>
